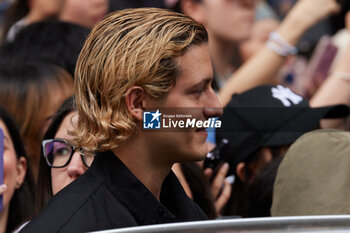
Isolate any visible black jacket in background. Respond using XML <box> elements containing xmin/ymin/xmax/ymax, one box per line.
<box><xmin>21</xmin><ymin>151</ymin><xmax>207</xmax><ymax>233</ymax></box>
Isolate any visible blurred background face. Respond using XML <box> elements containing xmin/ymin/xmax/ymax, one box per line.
<box><xmin>200</xmin><ymin>0</ymin><xmax>255</xmax><ymax>42</ymax></box>
<box><xmin>59</xmin><ymin>0</ymin><xmax>109</xmax><ymax>28</ymax></box>
<box><xmin>50</xmin><ymin>112</ymin><xmax>89</xmax><ymax>195</ymax></box>
<box><xmin>0</xmin><ymin>120</ymin><xmax>26</xmax><ymax>212</ymax></box>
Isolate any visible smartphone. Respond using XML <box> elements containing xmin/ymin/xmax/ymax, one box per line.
<box><xmin>300</xmin><ymin>36</ymin><xmax>338</xmax><ymax>99</ymax></box>
<box><xmin>0</xmin><ymin>128</ymin><xmax>3</xmax><ymax>212</ymax></box>
<box><xmin>203</xmin><ymin>138</ymin><xmax>229</xmax><ymax>181</ymax></box>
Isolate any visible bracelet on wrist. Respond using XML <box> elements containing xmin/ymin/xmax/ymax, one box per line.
<box><xmin>266</xmin><ymin>31</ymin><xmax>298</xmax><ymax>57</ymax></box>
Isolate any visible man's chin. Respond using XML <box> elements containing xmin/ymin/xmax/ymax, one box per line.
<box><xmin>193</xmin><ymin>145</ymin><xmax>209</xmax><ymax>162</ymax></box>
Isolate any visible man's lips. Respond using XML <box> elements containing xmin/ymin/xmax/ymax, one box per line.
<box><xmin>195</xmin><ymin>128</ymin><xmax>208</xmax><ymax>137</ymax></box>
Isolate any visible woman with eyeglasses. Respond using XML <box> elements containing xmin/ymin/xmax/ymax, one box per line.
<box><xmin>35</xmin><ymin>97</ymin><xmax>94</xmax><ymax>214</ymax></box>
<box><xmin>0</xmin><ymin>105</ymin><xmax>35</xmax><ymax>233</ymax></box>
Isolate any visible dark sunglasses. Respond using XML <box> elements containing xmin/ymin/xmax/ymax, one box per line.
<box><xmin>42</xmin><ymin>139</ymin><xmax>94</xmax><ymax>168</ymax></box>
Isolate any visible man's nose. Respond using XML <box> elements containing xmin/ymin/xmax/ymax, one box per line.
<box><xmin>204</xmin><ymin>88</ymin><xmax>223</xmax><ymax>118</ymax></box>
<box><xmin>67</xmin><ymin>152</ymin><xmax>86</xmax><ymax>179</ymax></box>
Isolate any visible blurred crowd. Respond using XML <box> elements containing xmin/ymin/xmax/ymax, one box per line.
<box><xmin>1</xmin><ymin>0</ymin><xmax>350</xmax><ymax>232</ymax></box>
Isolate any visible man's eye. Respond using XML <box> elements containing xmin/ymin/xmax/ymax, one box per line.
<box><xmin>194</xmin><ymin>88</ymin><xmax>205</xmax><ymax>95</ymax></box>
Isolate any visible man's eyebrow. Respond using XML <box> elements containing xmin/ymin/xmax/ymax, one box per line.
<box><xmin>191</xmin><ymin>77</ymin><xmax>213</xmax><ymax>89</ymax></box>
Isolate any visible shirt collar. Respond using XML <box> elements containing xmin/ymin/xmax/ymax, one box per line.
<box><xmin>91</xmin><ymin>150</ymin><xmax>201</xmax><ymax>225</ymax></box>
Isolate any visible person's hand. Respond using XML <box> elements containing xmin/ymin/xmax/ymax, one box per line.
<box><xmin>278</xmin><ymin>0</ymin><xmax>340</xmax><ymax>44</ymax></box>
<box><xmin>0</xmin><ymin>184</ymin><xmax>7</xmax><ymax>196</ymax></box>
<box><xmin>204</xmin><ymin>163</ymin><xmax>232</xmax><ymax>217</ymax></box>
<box><xmin>288</xmin><ymin>0</ymin><xmax>340</xmax><ymax>30</ymax></box>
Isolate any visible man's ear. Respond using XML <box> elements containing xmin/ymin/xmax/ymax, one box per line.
<box><xmin>125</xmin><ymin>86</ymin><xmax>145</xmax><ymax>121</ymax></box>
<box><xmin>236</xmin><ymin>162</ymin><xmax>246</xmax><ymax>182</ymax></box>
<box><xmin>181</xmin><ymin>0</ymin><xmax>206</xmax><ymax>24</ymax></box>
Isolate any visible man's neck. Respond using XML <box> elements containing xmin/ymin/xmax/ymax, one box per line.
<box><xmin>25</xmin><ymin>10</ymin><xmax>44</xmax><ymax>24</ymax></box>
<box><xmin>112</xmin><ymin>134</ymin><xmax>172</xmax><ymax>200</ymax></box>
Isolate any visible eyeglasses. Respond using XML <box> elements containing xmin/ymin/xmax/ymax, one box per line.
<box><xmin>42</xmin><ymin>139</ymin><xmax>94</xmax><ymax>168</ymax></box>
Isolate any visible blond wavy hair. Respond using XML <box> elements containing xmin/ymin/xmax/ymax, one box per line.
<box><xmin>73</xmin><ymin>8</ymin><xmax>208</xmax><ymax>152</ymax></box>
